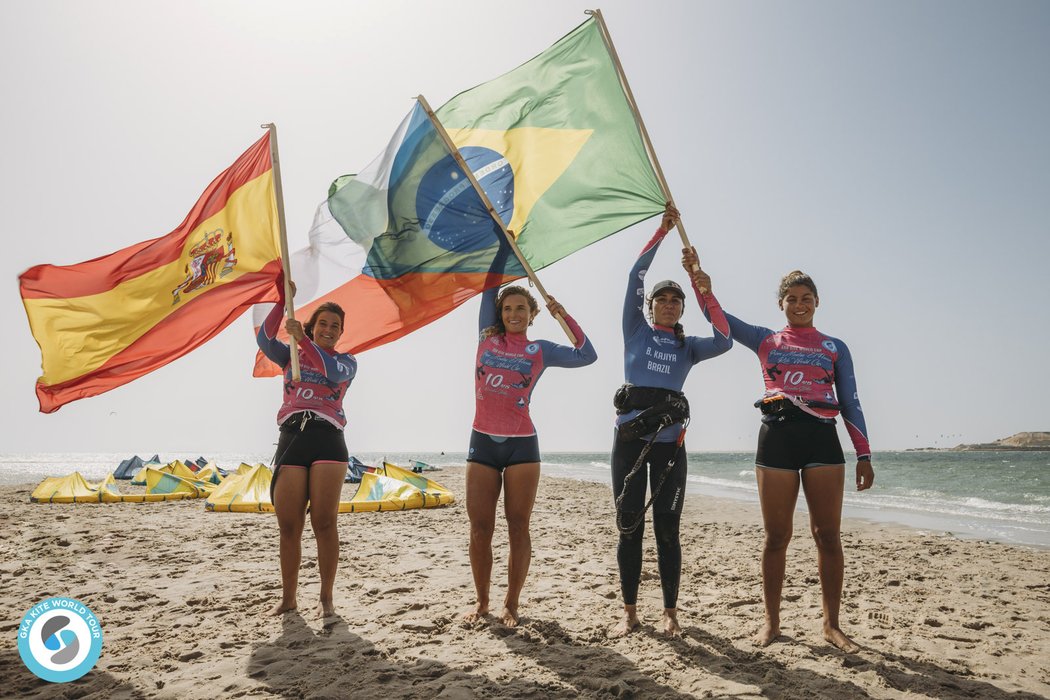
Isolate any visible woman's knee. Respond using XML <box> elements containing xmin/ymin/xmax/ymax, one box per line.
<box><xmin>276</xmin><ymin>518</ymin><xmax>304</xmax><ymax>540</ymax></box>
<box><xmin>469</xmin><ymin>518</ymin><xmax>495</xmax><ymax>542</ymax></box>
<box><xmin>764</xmin><ymin>528</ymin><xmax>793</xmax><ymax>552</ymax></box>
<box><xmin>652</xmin><ymin>512</ymin><xmax>681</xmax><ymax>547</ymax></box>
<box><xmin>310</xmin><ymin>512</ymin><xmax>339</xmax><ymax>536</ymax></box>
<box><xmin>810</xmin><ymin>524</ymin><xmax>841</xmax><ymax>551</ymax></box>
<box><xmin>505</xmin><ymin>512</ymin><xmax>532</xmax><ymax>540</ymax></box>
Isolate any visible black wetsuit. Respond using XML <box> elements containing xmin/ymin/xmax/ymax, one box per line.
<box><xmin>612</xmin><ymin>226</ymin><xmax>732</xmax><ymax>609</ymax></box>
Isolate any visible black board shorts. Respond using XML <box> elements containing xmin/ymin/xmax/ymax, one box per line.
<box><xmin>270</xmin><ymin>414</ymin><xmax>348</xmax><ymax>506</ymax></box>
<box><xmin>467</xmin><ymin>430</ymin><xmax>540</xmax><ymax>472</ymax></box>
<box><xmin>755</xmin><ymin>419</ymin><xmax>844</xmax><ymax>470</ymax></box>
<box><xmin>275</xmin><ymin>415</ymin><xmax>348</xmax><ymax>468</ymax></box>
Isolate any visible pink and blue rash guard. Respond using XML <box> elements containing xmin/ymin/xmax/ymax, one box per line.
<box><xmin>619</xmin><ymin>227</ymin><xmax>733</xmax><ymax>442</ymax></box>
<box><xmin>473</xmin><ymin>287</ymin><xmax>597</xmax><ymax>437</ymax></box>
<box><xmin>725</xmin><ymin>313</ymin><xmax>871</xmax><ymax>459</ymax></box>
<box><xmin>256</xmin><ymin>303</ymin><xmax>357</xmax><ymax>430</ymax></box>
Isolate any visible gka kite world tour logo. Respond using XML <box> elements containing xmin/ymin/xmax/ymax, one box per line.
<box><xmin>171</xmin><ymin>228</ymin><xmax>238</xmax><ymax>304</ymax></box>
<box><xmin>18</xmin><ymin>597</ymin><xmax>103</xmax><ymax>683</ymax></box>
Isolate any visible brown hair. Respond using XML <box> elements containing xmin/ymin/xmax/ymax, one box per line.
<box><xmin>304</xmin><ymin>302</ymin><xmax>346</xmax><ymax>340</ymax></box>
<box><xmin>482</xmin><ymin>286</ymin><xmax>539</xmax><ymax>338</ymax></box>
<box><xmin>778</xmin><ymin>270</ymin><xmax>818</xmax><ymax>302</ymax></box>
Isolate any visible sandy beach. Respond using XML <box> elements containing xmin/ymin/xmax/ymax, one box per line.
<box><xmin>3</xmin><ymin>467</ymin><xmax>1048</xmax><ymax>699</ymax></box>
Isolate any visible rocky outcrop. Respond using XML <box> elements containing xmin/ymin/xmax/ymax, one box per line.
<box><xmin>950</xmin><ymin>432</ymin><xmax>1050</xmax><ymax>451</ymax></box>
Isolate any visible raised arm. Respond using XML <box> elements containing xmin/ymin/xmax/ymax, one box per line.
<box><xmin>681</xmin><ymin>246</ymin><xmax>768</xmax><ymax>353</ymax></box>
<box><xmin>479</xmin><ymin>239</ymin><xmax>513</xmax><ymax>335</ymax></box>
<box><xmin>624</xmin><ymin>204</ymin><xmax>678</xmax><ymax>339</ymax></box>
<box><xmin>256</xmin><ymin>301</ymin><xmax>291</xmax><ymax>368</ymax></box>
<box><xmin>479</xmin><ymin>286</ymin><xmax>499</xmax><ymax>336</ymax></box>
<box><xmin>541</xmin><ymin>297</ymin><xmax>597</xmax><ymax>367</ymax></box>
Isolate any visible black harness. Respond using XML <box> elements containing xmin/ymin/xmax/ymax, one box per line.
<box><xmin>614</xmin><ymin>385</ymin><xmax>690</xmax><ymax>442</ymax></box>
<box><xmin>613</xmin><ymin>384</ymin><xmax>690</xmax><ymax>534</ymax></box>
<box><xmin>755</xmin><ymin>396</ymin><xmax>837</xmax><ymax>424</ymax></box>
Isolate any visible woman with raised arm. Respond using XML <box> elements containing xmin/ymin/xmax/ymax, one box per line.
<box><xmin>257</xmin><ymin>279</ymin><xmax>357</xmax><ymax>620</ymax></box>
<box><xmin>682</xmin><ymin>248</ymin><xmax>873</xmax><ymax>653</ymax></box>
<box><xmin>464</xmin><ymin>282</ymin><xmax>597</xmax><ymax>627</ymax></box>
<box><xmin>610</xmin><ymin>204</ymin><xmax>732</xmax><ymax>638</ymax></box>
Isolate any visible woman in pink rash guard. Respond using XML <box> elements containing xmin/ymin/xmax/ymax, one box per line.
<box><xmin>256</xmin><ymin>281</ymin><xmax>357</xmax><ymax>620</ymax></box>
<box><xmin>683</xmin><ymin>250</ymin><xmax>874</xmax><ymax>653</ymax></box>
<box><xmin>463</xmin><ymin>284</ymin><xmax>596</xmax><ymax>627</ymax></box>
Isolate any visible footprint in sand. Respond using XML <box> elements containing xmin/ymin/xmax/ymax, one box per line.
<box><xmin>867</xmin><ymin>610</ymin><xmax>892</xmax><ymax>628</ymax></box>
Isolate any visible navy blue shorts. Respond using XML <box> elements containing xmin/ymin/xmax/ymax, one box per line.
<box><xmin>468</xmin><ymin>430</ymin><xmax>540</xmax><ymax>472</ymax></box>
<box><xmin>755</xmin><ymin>419</ymin><xmax>844</xmax><ymax>470</ymax></box>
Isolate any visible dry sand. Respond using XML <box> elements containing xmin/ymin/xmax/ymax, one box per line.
<box><xmin>2</xmin><ymin>467</ymin><xmax>1048</xmax><ymax>699</ymax></box>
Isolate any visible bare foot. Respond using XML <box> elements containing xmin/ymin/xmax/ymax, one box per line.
<box><xmin>609</xmin><ymin>608</ymin><xmax>640</xmax><ymax>638</ymax></box>
<box><xmin>268</xmin><ymin>600</ymin><xmax>297</xmax><ymax>616</ymax></box>
<box><xmin>753</xmin><ymin>621</ymin><xmax>781</xmax><ymax>647</ymax></box>
<box><xmin>824</xmin><ymin>625</ymin><xmax>860</xmax><ymax>653</ymax></box>
<box><xmin>662</xmin><ymin>609</ymin><xmax>682</xmax><ymax>638</ymax></box>
<box><xmin>499</xmin><ymin>605</ymin><xmax>520</xmax><ymax>627</ymax></box>
<box><xmin>313</xmin><ymin>600</ymin><xmax>336</xmax><ymax>620</ymax></box>
<box><xmin>462</xmin><ymin>602</ymin><xmax>489</xmax><ymax>624</ymax></box>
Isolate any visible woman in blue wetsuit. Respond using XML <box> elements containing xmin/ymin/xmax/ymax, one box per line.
<box><xmin>610</xmin><ymin>204</ymin><xmax>732</xmax><ymax>638</ymax></box>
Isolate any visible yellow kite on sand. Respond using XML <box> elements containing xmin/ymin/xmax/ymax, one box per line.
<box><xmin>30</xmin><ymin>468</ymin><xmax>213</xmax><ymax>503</ymax></box>
<box><xmin>130</xmin><ymin>460</ymin><xmax>199</xmax><ymax>485</ymax></box>
<box><xmin>205</xmin><ymin>462</ymin><xmax>454</xmax><ymax>513</ymax></box>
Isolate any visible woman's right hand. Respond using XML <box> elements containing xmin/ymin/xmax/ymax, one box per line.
<box><xmin>661</xmin><ymin>202</ymin><xmax>680</xmax><ymax>232</ymax></box>
<box><xmin>285</xmin><ymin>318</ymin><xmax>305</xmax><ymax>342</ymax></box>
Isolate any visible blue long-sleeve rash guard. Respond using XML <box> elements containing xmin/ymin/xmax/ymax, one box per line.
<box><xmin>618</xmin><ymin>227</ymin><xmax>732</xmax><ymax>442</ymax></box>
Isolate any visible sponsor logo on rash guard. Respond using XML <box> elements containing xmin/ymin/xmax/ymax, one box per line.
<box><xmin>766</xmin><ymin>348</ymin><xmax>833</xmax><ymax>370</ymax></box>
<box><xmin>479</xmin><ymin>351</ymin><xmax>533</xmax><ymax>374</ymax></box>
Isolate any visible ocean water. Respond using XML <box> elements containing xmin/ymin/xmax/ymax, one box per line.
<box><xmin>4</xmin><ymin>450</ymin><xmax>1048</xmax><ymax>549</ymax></box>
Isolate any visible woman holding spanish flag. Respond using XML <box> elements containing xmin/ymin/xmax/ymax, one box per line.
<box><xmin>257</xmin><ymin>279</ymin><xmax>356</xmax><ymax>619</ymax></box>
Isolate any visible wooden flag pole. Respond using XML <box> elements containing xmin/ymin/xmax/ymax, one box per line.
<box><xmin>586</xmin><ymin>9</ymin><xmax>707</xmax><ymax>289</ymax></box>
<box><xmin>415</xmin><ymin>95</ymin><xmax>578</xmax><ymax>344</ymax></box>
<box><xmin>261</xmin><ymin>123</ymin><xmax>300</xmax><ymax>381</ymax></box>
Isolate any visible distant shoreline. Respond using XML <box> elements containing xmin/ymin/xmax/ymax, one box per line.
<box><xmin>908</xmin><ymin>431</ymin><xmax>1050</xmax><ymax>452</ymax></box>
<box><xmin>906</xmin><ymin>446</ymin><xmax>1050</xmax><ymax>452</ymax></box>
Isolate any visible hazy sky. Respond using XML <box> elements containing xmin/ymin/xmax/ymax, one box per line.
<box><xmin>3</xmin><ymin>0</ymin><xmax>1048</xmax><ymax>456</ymax></box>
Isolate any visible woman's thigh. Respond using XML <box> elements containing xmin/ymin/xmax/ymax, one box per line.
<box><xmin>502</xmin><ymin>462</ymin><xmax>540</xmax><ymax>524</ymax></box>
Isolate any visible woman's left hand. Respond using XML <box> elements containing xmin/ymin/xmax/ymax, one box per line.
<box><xmin>681</xmin><ymin>248</ymin><xmax>712</xmax><ymax>293</ymax></box>
<box><xmin>546</xmin><ymin>297</ymin><xmax>566</xmax><ymax>318</ymax></box>
<box><xmin>856</xmin><ymin>460</ymin><xmax>875</xmax><ymax>491</ymax></box>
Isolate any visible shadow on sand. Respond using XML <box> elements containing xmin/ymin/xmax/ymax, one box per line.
<box><xmin>0</xmin><ymin>647</ymin><xmax>149</xmax><ymax>700</ymax></box>
<box><xmin>248</xmin><ymin>611</ymin><xmax>559</xmax><ymax>699</ymax></box>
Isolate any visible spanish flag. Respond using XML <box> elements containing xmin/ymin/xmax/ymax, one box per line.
<box><xmin>20</xmin><ymin>133</ymin><xmax>283</xmax><ymax>413</ymax></box>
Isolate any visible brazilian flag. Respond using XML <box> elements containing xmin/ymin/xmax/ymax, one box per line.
<box><xmin>253</xmin><ymin>17</ymin><xmax>666</xmax><ymax>368</ymax></box>
<box><xmin>437</xmin><ymin>17</ymin><xmax>665</xmax><ymax>268</ymax></box>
